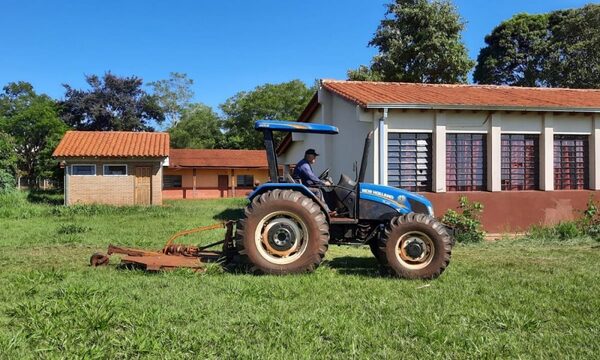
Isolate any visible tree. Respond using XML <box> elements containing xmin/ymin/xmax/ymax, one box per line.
<box><xmin>544</xmin><ymin>4</ymin><xmax>600</xmax><ymax>88</ymax></box>
<box><xmin>61</xmin><ymin>72</ymin><xmax>165</xmax><ymax>131</ymax></box>
<box><xmin>220</xmin><ymin>80</ymin><xmax>314</xmax><ymax>149</ymax></box>
<box><xmin>474</xmin><ymin>4</ymin><xmax>600</xmax><ymax>89</ymax></box>
<box><xmin>473</xmin><ymin>14</ymin><xmax>550</xmax><ymax>86</ymax></box>
<box><xmin>0</xmin><ymin>82</ymin><xmax>68</xmax><ymax>185</ymax></box>
<box><xmin>169</xmin><ymin>104</ymin><xmax>223</xmax><ymax>149</ymax></box>
<box><xmin>148</xmin><ymin>72</ymin><xmax>194</xmax><ymax>125</ymax></box>
<box><xmin>0</xmin><ymin>132</ymin><xmax>18</xmax><ymax>192</ymax></box>
<box><xmin>348</xmin><ymin>0</ymin><xmax>474</xmax><ymax>83</ymax></box>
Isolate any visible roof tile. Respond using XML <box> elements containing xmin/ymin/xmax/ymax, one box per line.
<box><xmin>169</xmin><ymin>149</ymin><xmax>267</xmax><ymax>168</ymax></box>
<box><xmin>53</xmin><ymin>131</ymin><xmax>169</xmax><ymax>158</ymax></box>
<box><xmin>322</xmin><ymin>80</ymin><xmax>600</xmax><ymax>110</ymax></box>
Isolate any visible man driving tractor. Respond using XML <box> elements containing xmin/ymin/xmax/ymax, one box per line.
<box><xmin>293</xmin><ymin>148</ymin><xmax>333</xmax><ymax>213</ymax></box>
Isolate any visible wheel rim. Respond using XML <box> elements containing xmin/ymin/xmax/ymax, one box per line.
<box><xmin>255</xmin><ymin>211</ymin><xmax>309</xmax><ymax>265</ymax></box>
<box><xmin>395</xmin><ymin>231</ymin><xmax>435</xmax><ymax>270</ymax></box>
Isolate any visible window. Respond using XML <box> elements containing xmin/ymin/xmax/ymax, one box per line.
<box><xmin>501</xmin><ymin>134</ymin><xmax>539</xmax><ymax>190</ymax></box>
<box><xmin>446</xmin><ymin>134</ymin><xmax>486</xmax><ymax>191</ymax></box>
<box><xmin>103</xmin><ymin>164</ymin><xmax>127</xmax><ymax>176</ymax></box>
<box><xmin>554</xmin><ymin>135</ymin><xmax>588</xmax><ymax>190</ymax></box>
<box><xmin>163</xmin><ymin>175</ymin><xmax>182</xmax><ymax>188</ymax></box>
<box><xmin>71</xmin><ymin>164</ymin><xmax>96</xmax><ymax>176</ymax></box>
<box><xmin>388</xmin><ymin>133</ymin><xmax>432</xmax><ymax>192</ymax></box>
<box><xmin>237</xmin><ymin>175</ymin><xmax>254</xmax><ymax>187</ymax></box>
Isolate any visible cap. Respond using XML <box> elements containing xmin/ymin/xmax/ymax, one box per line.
<box><xmin>305</xmin><ymin>149</ymin><xmax>319</xmax><ymax>156</ymax></box>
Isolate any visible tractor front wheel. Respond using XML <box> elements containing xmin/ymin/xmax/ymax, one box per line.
<box><xmin>379</xmin><ymin>213</ymin><xmax>452</xmax><ymax>279</ymax></box>
<box><xmin>236</xmin><ymin>190</ymin><xmax>329</xmax><ymax>274</ymax></box>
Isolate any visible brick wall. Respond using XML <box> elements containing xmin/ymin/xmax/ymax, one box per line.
<box><xmin>66</xmin><ymin>160</ymin><xmax>163</xmax><ymax>206</ymax></box>
<box><xmin>69</xmin><ymin>175</ymin><xmax>134</xmax><ymax>205</ymax></box>
<box><xmin>162</xmin><ymin>187</ymin><xmax>254</xmax><ymax>199</ymax></box>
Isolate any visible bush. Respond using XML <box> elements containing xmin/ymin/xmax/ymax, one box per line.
<box><xmin>0</xmin><ymin>169</ymin><xmax>16</xmax><ymax>194</ymax></box>
<box><xmin>578</xmin><ymin>196</ymin><xmax>600</xmax><ymax>241</ymax></box>
<box><xmin>56</xmin><ymin>223</ymin><xmax>91</xmax><ymax>235</ymax></box>
<box><xmin>442</xmin><ymin>196</ymin><xmax>485</xmax><ymax>243</ymax></box>
<box><xmin>526</xmin><ymin>221</ymin><xmax>583</xmax><ymax>242</ymax></box>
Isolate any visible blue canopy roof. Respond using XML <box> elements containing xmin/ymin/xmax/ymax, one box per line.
<box><xmin>254</xmin><ymin>120</ymin><xmax>338</xmax><ymax>134</ymax></box>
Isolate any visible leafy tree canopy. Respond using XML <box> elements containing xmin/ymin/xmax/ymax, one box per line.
<box><xmin>0</xmin><ymin>82</ymin><xmax>67</xmax><ymax>183</ymax></box>
<box><xmin>0</xmin><ymin>132</ymin><xmax>18</xmax><ymax>191</ymax></box>
<box><xmin>169</xmin><ymin>104</ymin><xmax>223</xmax><ymax>149</ymax></box>
<box><xmin>220</xmin><ymin>80</ymin><xmax>314</xmax><ymax>149</ymax></box>
<box><xmin>474</xmin><ymin>4</ymin><xmax>600</xmax><ymax>88</ymax></box>
<box><xmin>348</xmin><ymin>0</ymin><xmax>474</xmax><ymax>83</ymax></box>
<box><xmin>60</xmin><ymin>72</ymin><xmax>165</xmax><ymax>131</ymax></box>
<box><xmin>148</xmin><ymin>72</ymin><xmax>194</xmax><ymax>125</ymax></box>
<box><xmin>545</xmin><ymin>4</ymin><xmax>600</xmax><ymax>88</ymax></box>
<box><xmin>473</xmin><ymin>13</ymin><xmax>549</xmax><ymax>87</ymax></box>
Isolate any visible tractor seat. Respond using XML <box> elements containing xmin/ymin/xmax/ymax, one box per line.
<box><xmin>285</xmin><ymin>173</ymin><xmax>299</xmax><ymax>184</ymax></box>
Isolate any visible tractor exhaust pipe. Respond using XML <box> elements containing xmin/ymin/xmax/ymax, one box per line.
<box><xmin>358</xmin><ymin>131</ymin><xmax>373</xmax><ymax>183</ymax></box>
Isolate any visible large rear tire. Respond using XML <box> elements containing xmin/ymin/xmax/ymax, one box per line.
<box><xmin>236</xmin><ymin>189</ymin><xmax>329</xmax><ymax>274</ymax></box>
<box><xmin>379</xmin><ymin>213</ymin><xmax>452</xmax><ymax>279</ymax></box>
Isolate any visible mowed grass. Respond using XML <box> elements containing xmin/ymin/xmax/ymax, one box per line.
<box><xmin>0</xmin><ymin>192</ymin><xmax>599</xmax><ymax>359</ymax></box>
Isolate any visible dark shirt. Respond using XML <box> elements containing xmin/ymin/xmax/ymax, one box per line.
<box><xmin>293</xmin><ymin>159</ymin><xmax>323</xmax><ymax>187</ymax></box>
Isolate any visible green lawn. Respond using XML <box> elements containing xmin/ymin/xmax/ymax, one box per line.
<box><xmin>0</xmin><ymin>193</ymin><xmax>599</xmax><ymax>359</ymax></box>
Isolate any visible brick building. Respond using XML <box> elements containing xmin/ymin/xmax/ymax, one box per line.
<box><xmin>53</xmin><ymin>132</ymin><xmax>271</xmax><ymax>205</ymax></box>
<box><xmin>53</xmin><ymin>131</ymin><xmax>169</xmax><ymax>206</ymax></box>
<box><xmin>163</xmin><ymin>149</ymin><xmax>269</xmax><ymax>199</ymax></box>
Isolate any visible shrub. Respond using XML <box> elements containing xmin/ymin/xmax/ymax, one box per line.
<box><xmin>554</xmin><ymin>221</ymin><xmax>581</xmax><ymax>240</ymax></box>
<box><xmin>56</xmin><ymin>223</ymin><xmax>91</xmax><ymax>235</ymax></box>
<box><xmin>0</xmin><ymin>169</ymin><xmax>16</xmax><ymax>194</ymax></box>
<box><xmin>442</xmin><ymin>196</ymin><xmax>485</xmax><ymax>243</ymax></box>
<box><xmin>578</xmin><ymin>196</ymin><xmax>600</xmax><ymax>241</ymax></box>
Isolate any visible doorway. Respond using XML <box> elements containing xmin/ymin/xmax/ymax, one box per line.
<box><xmin>218</xmin><ymin>175</ymin><xmax>229</xmax><ymax>198</ymax></box>
<box><xmin>135</xmin><ymin>167</ymin><xmax>152</xmax><ymax>205</ymax></box>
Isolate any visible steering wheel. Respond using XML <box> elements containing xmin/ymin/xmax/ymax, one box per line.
<box><xmin>318</xmin><ymin>168</ymin><xmax>330</xmax><ymax>180</ymax></box>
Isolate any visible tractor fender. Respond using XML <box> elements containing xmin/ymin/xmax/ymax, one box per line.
<box><xmin>248</xmin><ymin>183</ymin><xmax>331</xmax><ymax>222</ymax></box>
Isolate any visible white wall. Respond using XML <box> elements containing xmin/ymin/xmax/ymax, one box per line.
<box><xmin>278</xmin><ymin>88</ymin><xmax>374</xmax><ymax>183</ymax></box>
<box><xmin>381</xmin><ymin>110</ymin><xmax>598</xmax><ymax>192</ymax></box>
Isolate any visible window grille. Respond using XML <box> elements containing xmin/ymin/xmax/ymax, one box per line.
<box><xmin>446</xmin><ymin>134</ymin><xmax>486</xmax><ymax>191</ymax></box>
<box><xmin>501</xmin><ymin>134</ymin><xmax>539</xmax><ymax>190</ymax></box>
<box><xmin>554</xmin><ymin>135</ymin><xmax>588</xmax><ymax>190</ymax></box>
<box><xmin>387</xmin><ymin>133</ymin><xmax>432</xmax><ymax>192</ymax></box>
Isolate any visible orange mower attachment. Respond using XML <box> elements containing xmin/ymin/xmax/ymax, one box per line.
<box><xmin>90</xmin><ymin>221</ymin><xmax>237</xmax><ymax>271</ymax></box>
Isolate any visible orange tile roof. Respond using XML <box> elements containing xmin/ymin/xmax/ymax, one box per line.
<box><xmin>322</xmin><ymin>80</ymin><xmax>600</xmax><ymax>111</ymax></box>
<box><xmin>53</xmin><ymin>131</ymin><xmax>169</xmax><ymax>158</ymax></box>
<box><xmin>169</xmin><ymin>149</ymin><xmax>267</xmax><ymax>168</ymax></box>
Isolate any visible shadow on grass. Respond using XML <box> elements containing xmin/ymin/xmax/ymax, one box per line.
<box><xmin>27</xmin><ymin>189</ymin><xmax>64</xmax><ymax>206</ymax></box>
<box><xmin>213</xmin><ymin>208</ymin><xmax>244</xmax><ymax>221</ymax></box>
<box><xmin>324</xmin><ymin>256</ymin><xmax>384</xmax><ymax>277</ymax></box>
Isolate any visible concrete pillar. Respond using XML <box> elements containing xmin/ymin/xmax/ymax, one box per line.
<box><xmin>192</xmin><ymin>168</ymin><xmax>197</xmax><ymax>197</ymax></box>
<box><xmin>433</xmin><ymin>111</ymin><xmax>447</xmax><ymax>192</ymax></box>
<box><xmin>379</xmin><ymin>108</ymin><xmax>388</xmax><ymax>185</ymax></box>
<box><xmin>487</xmin><ymin>112</ymin><xmax>502</xmax><ymax>192</ymax></box>
<box><xmin>590</xmin><ymin>114</ymin><xmax>600</xmax><ymax>190</ymax></box>
<box><xmin>540</xmin><ymin>113</ymin><xmax>554</xmax><ymax>191</ymax></box>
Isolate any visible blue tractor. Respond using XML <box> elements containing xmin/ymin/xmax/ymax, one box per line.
<box><xmin>235</xmin><ymin>120</ymin><xmax>453</xmax><ymax>279</ymax></box>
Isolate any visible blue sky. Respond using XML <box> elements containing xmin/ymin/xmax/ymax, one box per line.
<box><xmin>0</xmin><ymin>0</ymin><xmax>594</xmax><ymax>110</ymax></box>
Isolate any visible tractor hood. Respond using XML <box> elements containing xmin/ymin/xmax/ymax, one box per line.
<box><xmin>359</xmin><ymin>183</ymin><xmax>434</xmax><ymax>216</ymax></box>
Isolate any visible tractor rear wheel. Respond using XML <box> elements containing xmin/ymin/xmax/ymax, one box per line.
<box><xmin>236</xmin><ymin>189</ymin><xmax>329</xmax><ymax>274</ymax></box>
<box><xmin>379</xmin><ymin>213</ymin><xmax>452</xmax><ymax>279</ymax></box>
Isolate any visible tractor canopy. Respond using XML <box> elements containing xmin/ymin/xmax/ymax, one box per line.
<box><xmin>254</xmin><ymin>120</ymin><xmax>338</xmax><ymax>134</ymax></box>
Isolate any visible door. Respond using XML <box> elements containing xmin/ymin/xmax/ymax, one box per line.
<box><xmin>218</xmin><ymin>175</ymin><xmax>229</xmax><ymax>198</ymax></box>
<box><xmin>135</xmin><ymin>167</ymin><xmax>152</xmax><ymax>205</ymax></box>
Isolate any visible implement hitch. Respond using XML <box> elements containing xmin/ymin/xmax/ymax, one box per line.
<box><xmin>90</xmin><ymin>221</ymin><xmax>237</xmax><ymax>271</ymax></box>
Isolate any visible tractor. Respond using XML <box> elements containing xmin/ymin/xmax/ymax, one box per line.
<box><xmin>91</xmin><ymin>120</ymin><xmax>452</xmax><ymax>279</ymax></box>
<box><xmin>235</xmin><ymin>120</ymin><xmax>452</xmax><ymax>279</ymax></box>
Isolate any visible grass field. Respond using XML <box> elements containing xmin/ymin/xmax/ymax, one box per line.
<box><xmin>1</xmin><ymin>192</ymin><xmax>599</xmax><ymax>359</ymax></box>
